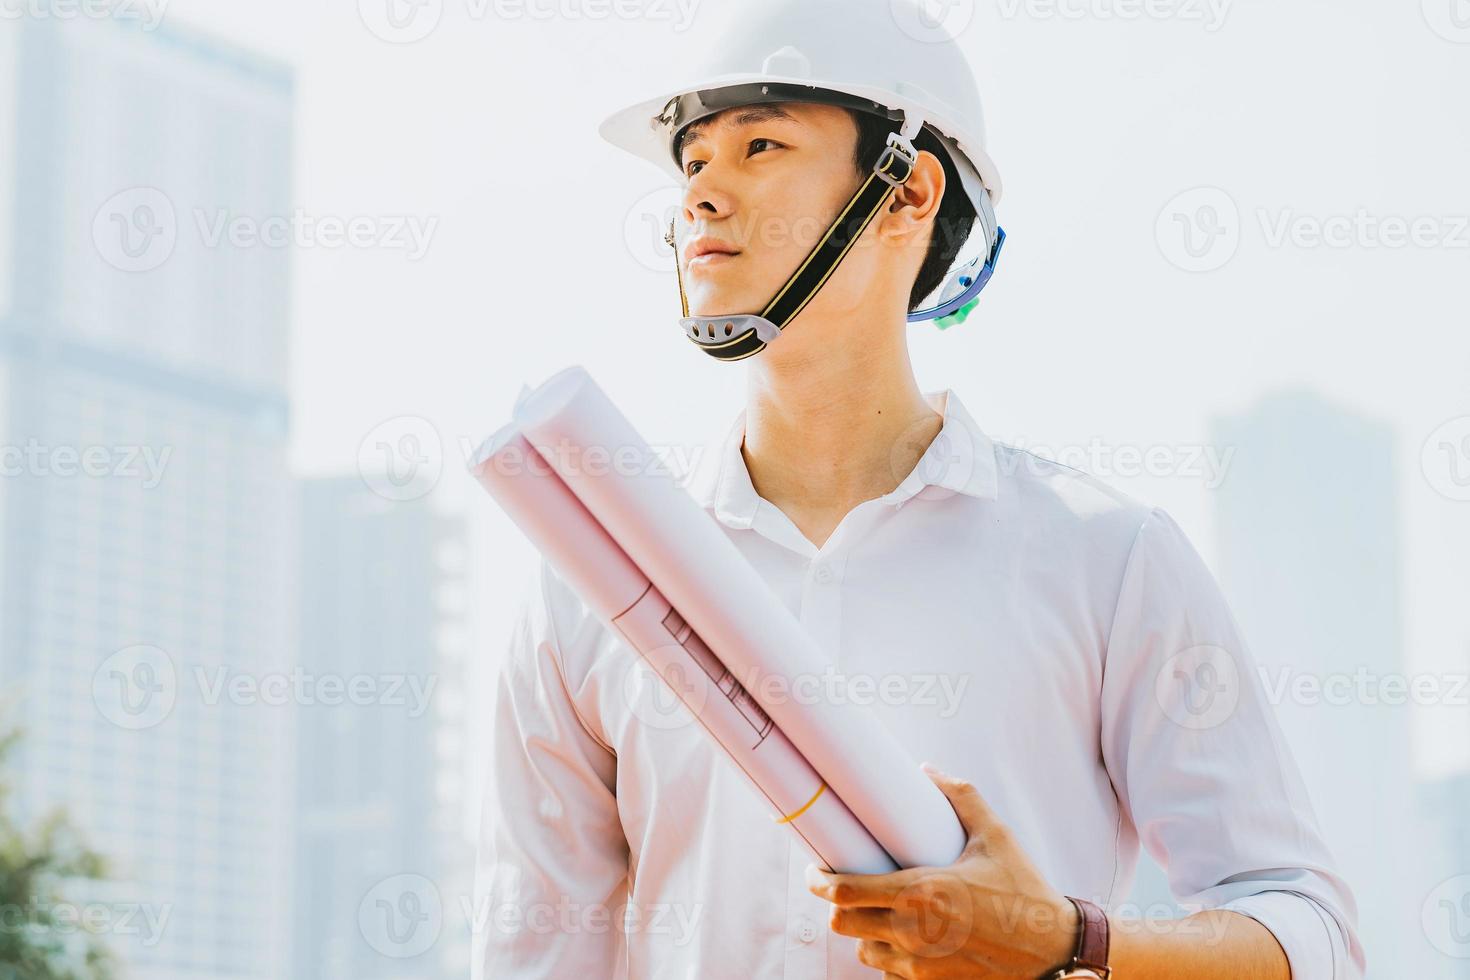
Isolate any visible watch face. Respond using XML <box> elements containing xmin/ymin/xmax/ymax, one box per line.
<box><xmin>1055</xmin><ymin>972</ymin><xmax>1105</xmax><ymax>980</ymax></box>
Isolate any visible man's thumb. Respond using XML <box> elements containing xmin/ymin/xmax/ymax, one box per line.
<box><xmin>922</xmin><ymin>762</ymin><xmax>1003</xmax><ymax>846</ymax></box>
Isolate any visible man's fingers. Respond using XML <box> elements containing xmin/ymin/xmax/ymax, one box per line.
<box><xmin>828</xmin><ymin>905</ymin><xmax>899</xmax><ymax>943</ymax></box>
<box><xmin>854</xmin><ymin>938</ymin><xmax>909</xmax><ymax>977</ymax></box>
<box><xmin>806</xmin><ymin>862</ymin><xmax>929</xmax><ymax>908</ymax></box>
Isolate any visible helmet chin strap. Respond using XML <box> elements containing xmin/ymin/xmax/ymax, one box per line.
<box><xmin>667</xmin><ymin>115</ymin><xmax>924</xmax><ymax>362</ymax></box>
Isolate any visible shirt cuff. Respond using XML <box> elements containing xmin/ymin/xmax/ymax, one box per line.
<box><xmin>1218</xmin><ymin>890</ymin><xmax>1361</xmax><ymax>980</ymax></box>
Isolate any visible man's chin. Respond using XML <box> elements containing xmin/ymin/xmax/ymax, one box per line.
<box><xmin>685</xmin><ymin>295</ymin><xmax>765</xmax><ymax>319</ymax></box>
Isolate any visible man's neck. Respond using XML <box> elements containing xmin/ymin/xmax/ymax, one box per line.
<box><xmin>741</xmin><ymin>315</ymin><xmax>941</xmax><ymax>550</ymax></box>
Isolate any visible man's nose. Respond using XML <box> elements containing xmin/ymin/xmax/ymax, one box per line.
<box><xmin>681</xmin><ymin>163</ymin><xmax>736</xmax><ymax>226</ymax></box>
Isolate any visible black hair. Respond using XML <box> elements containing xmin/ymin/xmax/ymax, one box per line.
<box><xmin>847</xmin><ymin>108</ymin><xmax>978</xmax><ymax>312</ymax></box>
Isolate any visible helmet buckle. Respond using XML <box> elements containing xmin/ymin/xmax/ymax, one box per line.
<box><xmin>874</xmin><ymin>131</ymin><xmax>917</xmax><ymax>189</ymax></box>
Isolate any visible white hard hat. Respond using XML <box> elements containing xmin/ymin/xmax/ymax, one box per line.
<box><xmin>599</xmin><ymin>0</ymin><xmax>1002</xmax><ymax>209</ymax></box>
<box><xmin>598</xmin><ymin>0</ymin><xmax>1006</xmax><ymax>359</ymax></box>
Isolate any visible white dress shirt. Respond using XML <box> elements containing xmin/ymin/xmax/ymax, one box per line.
<box><xmin>473</xmin><ymin>387</ymin><xmax>1366</xmax><ymax>979</ymax></box>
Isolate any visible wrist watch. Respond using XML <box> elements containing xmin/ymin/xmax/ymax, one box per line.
<box><xmin>1045</xmin><ymin>896</ymin><xmax>1111</xmax><ymax>979</ymax></box>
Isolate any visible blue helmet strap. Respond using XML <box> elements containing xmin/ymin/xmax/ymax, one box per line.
<box><xmin>912</xmin><ymin>225</ymin><xmax>1006</xmax><ymax>330</ymax></box>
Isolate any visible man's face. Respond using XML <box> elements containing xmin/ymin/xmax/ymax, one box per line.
<box><xmin>673</xmin><ymin>102</ymin><xmax>869</xmax><ymax>320</ymax></box>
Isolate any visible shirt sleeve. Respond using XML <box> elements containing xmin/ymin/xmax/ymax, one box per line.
<box><xmin>471</xmin><ymin>558</ymin><xmax>631</xmax><ymax>979</ymax></box>
<box><xmin>1099</xmin><ymin>506</ymin><xmax>1367</xmax><ymax>980</ymax></box>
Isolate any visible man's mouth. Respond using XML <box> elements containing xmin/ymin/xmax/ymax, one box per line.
<box><xmin>688</xmin><ymin>251</ymin><xmax>740</xmax><ymax>270</ymax></box>
<box><xmin>683</xmin><ymin>235</ymin><xmax>742</xmax><ymax>271</ymax></box>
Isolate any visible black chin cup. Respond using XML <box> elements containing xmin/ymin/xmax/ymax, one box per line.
<box><xmin>679</xmin><ymin>314</ymin><xmax>783</xmax><ymax>362</ymax></box>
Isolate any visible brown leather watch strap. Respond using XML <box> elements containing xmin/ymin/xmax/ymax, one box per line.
<box><xmin>1064</xmin><ymin>896</ymin><xmax>1111</xmax><ymax>977</ymax></box>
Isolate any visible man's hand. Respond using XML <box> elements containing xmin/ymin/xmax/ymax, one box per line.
<box><xmin>805</xmin><ymin>763</ymin><xmax>1080</xmax><ymax>979</ymax></box>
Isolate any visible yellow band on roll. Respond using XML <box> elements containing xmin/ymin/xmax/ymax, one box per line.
<box><xmin>775</xmin><ymin>782</ymin><xmax>827</xmax><ymax>825</ymax></box>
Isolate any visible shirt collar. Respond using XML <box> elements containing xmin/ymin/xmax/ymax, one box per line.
<box><xmin>682</xmin><ymin>389</ymin><xmax>999</xmax><ymax>528</ymax></box>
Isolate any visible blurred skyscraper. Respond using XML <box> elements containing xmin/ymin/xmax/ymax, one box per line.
<box><xmin>294</xmin><ymin>477</ymin><xmax>471</xmax><ymax>980</ymax></box>
<box><xmin>1421</xmin><ymin>771</ymin><xmax>1470</xmax><ymax>978</ymax></box>
<box><xmin>0</xmin><ymin>11</ymin><xmax>296</xmax><ymax>979</ymax></box>
<box><xmin>1212</xmin><ymin>392</ymin><xmax>1433</xmax><ymax>976</ymax></box>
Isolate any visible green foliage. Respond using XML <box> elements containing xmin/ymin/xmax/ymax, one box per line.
<box><xmin>0</xmin><ymin>727</ymin><xmax>116</xmax><ymax>980</ymax></box>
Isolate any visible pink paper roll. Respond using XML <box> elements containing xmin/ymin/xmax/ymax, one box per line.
<box><xmin>511</xmin><ymin>367</ymin><xmax>967</xmax><ymax>871</ymax></box>
<box><xmin>473</xmin><ymin>422</ymin><xmax>896</xmax><ymax>874</ymax></box>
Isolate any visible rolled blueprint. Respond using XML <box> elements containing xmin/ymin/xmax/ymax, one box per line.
<box><xmin>511</xmin><ymin>366</ymin><xmax>967</xmax><ymax>871</ymax></box>
<box><xmin>474</xmin><ymin>423</ymin><xmax>897</xmax><ymax>874</ymax></box>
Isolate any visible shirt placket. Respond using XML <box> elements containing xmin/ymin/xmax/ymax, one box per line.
<box><xmin>778</xmin><ymin>503</ymin><xmax>886</xmax><ymax>977</ymax></box>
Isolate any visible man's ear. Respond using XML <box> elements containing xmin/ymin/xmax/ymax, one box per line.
<box><xmin>878</xmin><ymin>148</ymin><xmax>946</xmax><ymax>244</ymax></box>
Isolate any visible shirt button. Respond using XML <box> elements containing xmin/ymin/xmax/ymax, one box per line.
<box><xmin>812</xmin><ymin>563</ymin><xmax>833</xmax><ymax>585</ymax></box>
<box><xmin>797</xmin><ymin>917</ymin><xmax>817</xmax><ymax>943</ymax></box>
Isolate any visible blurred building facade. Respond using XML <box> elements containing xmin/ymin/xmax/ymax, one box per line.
<box><xmin>1421</xmin><ymin>770</ymin><xmax>1470</xmax><ymax>978</ymax></box>
<box><xmin>0</xmin><ymin>13</ymin><xmax>296</xmax><ymax>979</ymax></box>
<box><xmin>1212</xmin><ymin>391</ymin><xmax>1432</xmax><ymax>976</ymax></box>
<box><xmin>294</xmin><ymin>477</ymin><xmax>471</xmax><ymax>980</ymax></box>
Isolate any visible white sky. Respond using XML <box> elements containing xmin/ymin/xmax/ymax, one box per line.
<box><xmin>159</xmin><ymin>0</ymin><xmax>1470</xmax><ymax>776</ymax></box>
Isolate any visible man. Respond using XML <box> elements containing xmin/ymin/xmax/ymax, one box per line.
<box><xmin>473</xmin><ymin>1</ymin><xmax>1365</xmax><ymax>977</ymax></box>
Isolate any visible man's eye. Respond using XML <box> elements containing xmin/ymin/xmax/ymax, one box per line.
<box><xmin>683</xmin><ymin>139</ymin><xmax>780</xmax><ymax>178</ymax></box>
